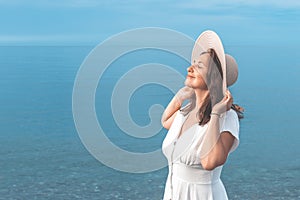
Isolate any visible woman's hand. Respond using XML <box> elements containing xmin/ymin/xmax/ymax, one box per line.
<box><xmin>174</xmin><ymin>86</ymin><xmax>195</xmax><ymax>107</ymax></box>
<box><xmin>212</xmin><ymin>90</ymin><xmax>233</xmax><ymax>115</ymax></box>
<box><xmin>161</xmin><ymin>86</ymin><xmax>194</xmax><ymax>129</ymax></box>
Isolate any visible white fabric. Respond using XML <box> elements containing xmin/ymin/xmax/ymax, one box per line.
<box><xmin>162</xmin><ymin>109</ymin><xmax>239</xmax><ymax>200</ymax></box>
<box><xmin>220</xmin><ymin>109</ymin><xmax>239</xmax><ymax>153</ymax></box>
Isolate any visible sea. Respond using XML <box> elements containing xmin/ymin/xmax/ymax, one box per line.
<box><xmin>0</xmin><ymin>45</ymin><xmax>299</xmax><ymax>199</ymax></box>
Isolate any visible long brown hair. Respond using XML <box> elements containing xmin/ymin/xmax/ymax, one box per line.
<box><xmin>198</xmin><ymin>49</ymin><xmax>223</xmax><ymax>125</ymax></box>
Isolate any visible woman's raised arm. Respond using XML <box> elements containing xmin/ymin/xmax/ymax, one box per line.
<box><xmin>161</xmin><ymin>86</ymin><xmax>194</xmax><ymax>130</ymax></box>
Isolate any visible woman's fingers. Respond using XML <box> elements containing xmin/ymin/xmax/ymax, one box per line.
<box><xmin>223</xmin><ymin>90</ymin><xmax>231</xmax><ymax>101</ymax></box>
<box><xmin>224</xmin><ymin>90</ymin><xmax>233</xmax><ymax>110</ymax></box>
<box><xmin>212</xmin><ymin>90</ymin><xmax>234</xmax><ymax>113</ymax></box>
<box><xmin>176</xmin><ymin>86</ymin><xmax>195</xmax><ymax>102</ymax></box>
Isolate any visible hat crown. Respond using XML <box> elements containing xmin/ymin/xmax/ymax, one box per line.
<box><xmin>225</xmin><ymin>54</ymin><xmax>238</xmax><ymax>87</ymax></box>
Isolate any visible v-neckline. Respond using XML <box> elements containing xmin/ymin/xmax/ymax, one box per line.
<box><xmin>176</xmin><ymin>112</ymin><xmax>199</xmax><ymax>140</ymax></box>
<box><xmin>176</xmin><ymin>123</ymin><xmax>198</xmax><ymax>140</ymax></box>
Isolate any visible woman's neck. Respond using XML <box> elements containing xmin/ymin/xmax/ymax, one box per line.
<box><xmin>194</xmin><ymin>89</ymin><xmax>209</xmax><ymax>110</ymax></box>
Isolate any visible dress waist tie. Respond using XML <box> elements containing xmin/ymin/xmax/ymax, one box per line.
<box><xmin>172</xmin><ymin>162</ymin><xmax>220</xmax><ymax>184</ymax></box>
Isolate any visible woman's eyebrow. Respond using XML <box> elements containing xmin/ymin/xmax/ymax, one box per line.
<box><xmin>194</xmin><ymin>60</ymin><xmax>202</xmax><ymax>64</ymax></box>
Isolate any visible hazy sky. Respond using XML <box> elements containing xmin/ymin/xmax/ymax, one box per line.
<box><xmin>0</xmin><ymin>0</ymin><xmax>299</xmax><ymax>45</ymax></box>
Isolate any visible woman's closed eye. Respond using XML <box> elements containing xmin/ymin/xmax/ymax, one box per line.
<box><xmin>194</xmin><ymin>62</ymin><xmax>205</xmax><ymax>69</ymax></box>
<box><xmin>193</xmin><ymin>59</ymin><xmax>205</xmax><ymax>67</ymax></box>
<box><xmin>198</xmin><ymin>62</ymin><xmax>204</xmax><ymax>68</ymax></box>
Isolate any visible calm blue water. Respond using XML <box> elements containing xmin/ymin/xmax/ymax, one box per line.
<box><xmin>0</xmin><ymin>45</ymin><xmax>299</xmax><ymax>199</ymax></box>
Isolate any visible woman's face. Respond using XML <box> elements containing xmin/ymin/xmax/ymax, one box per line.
<box><xmin>184</xmin><ymin>53</ymin><xmax>210</xmax><ymax>90</ymax></box>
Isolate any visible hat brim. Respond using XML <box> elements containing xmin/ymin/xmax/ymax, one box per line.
<box><xmin>191</xmin><ymin>30</ymin><xmax>226</xmax><ymax>95</ymax></box>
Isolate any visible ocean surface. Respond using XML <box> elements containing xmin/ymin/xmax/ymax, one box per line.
<box><xmin>0</xmin><ymin>45</ymin><xmax>299</xmax><ymax>199</ymax></box>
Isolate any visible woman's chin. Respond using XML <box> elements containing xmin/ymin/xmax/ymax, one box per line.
<box><xmin>184</xmin><ymin>80</ymin><xmax>189</xmax><ymax>86</ymax></box>
<box><xmin>184</xmin><ymin>81</ymin><xmax>192</xmax><ymax>88</ymax></box>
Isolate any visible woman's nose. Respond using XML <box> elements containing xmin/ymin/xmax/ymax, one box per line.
<box><xmin>187</xmin><ymin>65</ymin><xmax>193</xmax><ymax>73</ymax></box>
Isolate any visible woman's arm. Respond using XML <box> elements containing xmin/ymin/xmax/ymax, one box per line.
<box><xmin>200</xmin><ymin>114</ymin><xmax>235</xmax><ymax>170</ymax></box>
<box><xmin>200</xmin><ymin>90</ymin><xmax>236</xmax><ymax>170</ymax></box>
<box><xmin>161</xmin><ymin>86</ymin><xmax>194</xmax><ymax>130</ymax></box>
<box><xmin>161</xmin><ymin>96</ymin><xmax>181</xmax><ymax>130</ymax></box>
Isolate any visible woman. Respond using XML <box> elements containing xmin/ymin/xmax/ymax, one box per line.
<box><xmin>161</xmin><ymin>30</ymin><xmax>243</xmax><ymax>200</ymax></box>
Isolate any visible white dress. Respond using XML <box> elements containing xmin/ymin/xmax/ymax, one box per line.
<box><xmin>162</xmin><ymin>109</ymin><xmax>239</xmax><ymax>200</ymax></box>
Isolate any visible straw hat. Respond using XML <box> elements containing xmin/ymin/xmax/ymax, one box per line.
<box><xmin>191</xmin><ymin>30</ymin><xmax>238</xmax><ymax>90</ymax></box>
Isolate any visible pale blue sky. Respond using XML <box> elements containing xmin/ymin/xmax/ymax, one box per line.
<box><xmin>0</xmin><ymin>0</ymin><xmax>299</xmax><ymax>45</ymax></box>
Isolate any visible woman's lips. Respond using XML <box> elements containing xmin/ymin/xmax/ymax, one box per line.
<box><xmin>186</xmin><ymin>75</ymin><xmax>194</xmax><ymax>79</ymax></box>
